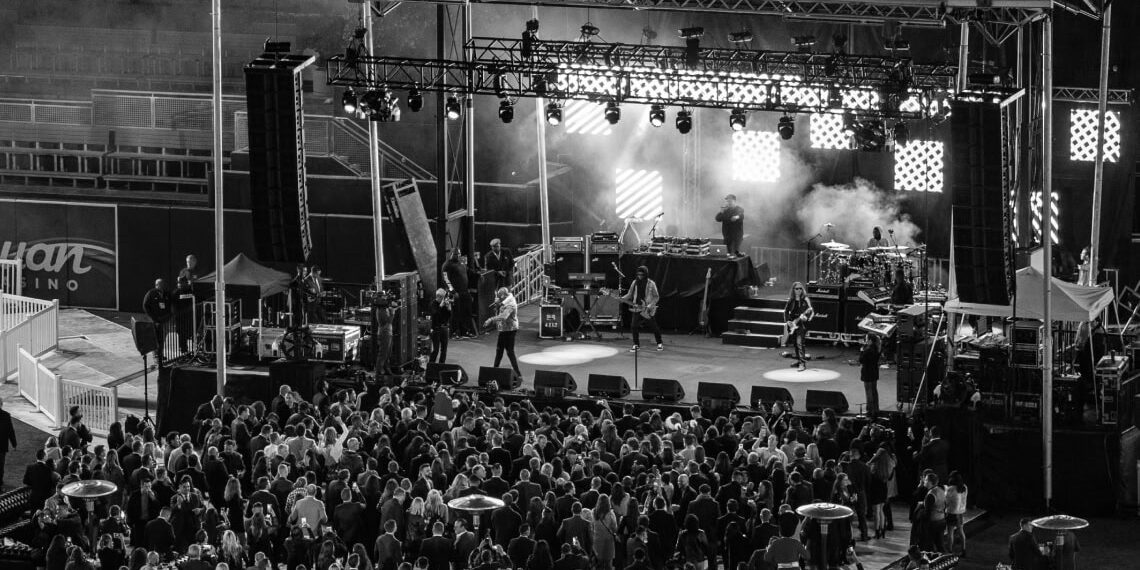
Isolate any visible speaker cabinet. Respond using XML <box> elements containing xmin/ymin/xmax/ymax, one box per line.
<box><xmin>948</xmin><ymin>100</ymin><xmax>1012</xmax><ymax>306</ymax></box>
<box><xmin>534</xmin><ymin>369</ymin><xmax>577</xmax><ymax>397</ymax></box>
<box><xmin>587</xmin><ymin>374</ymin><xmax>630</xmax><ymax>398</ymax></box>
<box><xmin>381</xmin><ymin>271</ymin><xmax>421</xmax><ymax>371</ymax></box>
<box><xmin>808</xmin><ymin>297</ymin><xmax>841</xmax><ymax>335</ymax></box>
<box><xmin>697</xmin><ymin>382</ymin><xmax>741</xmax><ymax>410</ymax></box>
<box><xmin>244</xmin><ymin>52</ymin><xmax>316</xmax><ymax>264</ymax></box>
<box><xmin>130</xmin><ymin>317</ymin><xmax>158</xmax><ymax>356</ymax></box>
<box><xmin>642</xmin><ymin>377</ymin><xmax>685</xmax><ymax>402</ymax></box>
<box><xmin>478</xmin><ymin>366</ymin><xmax>521</xmax><ymax>390</ymax></box>
<box><xmin>426</xmin><ymin>363</ymin><xmax>469</xmax><ymax>385</ymax></box>
<box><xmin>590</xmin><ymin>253</ymin><xmax>621</xmax><ymax>289</ymax></box>
<box><xmin>553</xmin><ymin>253</ymin><xmax>586</xmax><ymax>288</ymax></box>
<box><xmin>805</xmin><ymin>389</ymin><xmax>849</xmax><ymax>414</ymax></box>
<box><xmin>750</xmin><ymin>386</ymin><xmax>794</xmax><ymax>409</ymax></box>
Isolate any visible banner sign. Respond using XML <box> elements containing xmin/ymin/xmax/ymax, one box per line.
<box><xmin>0</xmin><ymin>200</ymin><xmax>118</xmax><ymax>309</ymax></box>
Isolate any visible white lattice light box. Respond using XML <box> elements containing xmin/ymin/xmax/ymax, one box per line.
<box><xmin>615</xmin><ymin>168</ymin><xmax>663</xmax><ymax>220</ymax></box>
<box><xmin>810</xmin><ymin>113</ymin><xmax>849</xmax><ymax>150</ymax></box>
<box><xmin>894</xmin><ymin>140</ymin><xmax>944</xmax><ymax>193</ymax></box>
<box><xmin>1069</xmin><ymin>108</ymin><xmax>1120</xmax><ymax>163</ymax></box>
<box><xmin>732</xmin><ymin>130</ymin><xmax>781</xmax><ymax>182</ymax></box>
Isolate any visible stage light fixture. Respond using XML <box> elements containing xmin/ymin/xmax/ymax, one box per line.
<box><xmin>853</xmin><ymin>120</ymin><xmax>886</xmax><ymax>151</ymax></box>
<box><xmin>363</xmin><ymin>88</ymin><xmax>400</xmax><ymax>123</ymax></box>
<box><xmin>885</xmin><ymin>37</ymin><xmax>911</xmax><ymax>51</ymax></box>
<box><xmin>341</xmin><ymin>88</ymin><xmax>357</xmax><ymax>114</ymax></box>
<box><xmin>675</xmin><ymin>109</ymin><xmax>692</xmax><ymax>134</ymax></box>
<box><xmin>678</xmin><ymin>27</ymin><xmax>705</xmax><ymax>39</ymax></box>
<box><xmin>793</xmin><ymin>35</ymin><xmax>816</xmax><ymax>50</ymax></box>
<box><xmin>545</xmin><ymin>101</ymin><xmax>562</xmax><ymax>126</ymax></box>
<box><xmin>892</xmin><ymin>122</ymin><xmax>909</xmax><ymax>146</ymax></box>
<box><xmin>498</xmin><ymin>100</ymin><xmax>514</xmax><ymax>123</ymax></box>
<box><xmin>649</xmin><ymin>104</ymin><xmax>666</xmax><ymax>127</ymax></box>
<box><xmin>445</xmin><ymin>96</ymin><xmax>461</xmax><ymax>120</ymax></box>
<box><xmin>728</xmin><ymin>30</ymin><xmax>754</xmax><ymax>44</ymax></box>
<box><xmin>604</xmin><ymin>101</ymin><xmax>621</xmax><ymax>125</ymax></box>
<box><xmin>729</xmin><ymin>108</ymin><xmax>747</xmax><ymax>132</ymax></box>
<box><xmin>778</xmin><ymin>115</ymin><xmax>795</xmax><ymax>140</ymax></box>
<box><xmin>580</xmin><ymin>23</ymin><xmax>600</xmax><ymax>37</ymax></box>
<box><xmin>406</xmin><ymin>87</ymin><xmax>423</xmax><ymax>112</ymax></box>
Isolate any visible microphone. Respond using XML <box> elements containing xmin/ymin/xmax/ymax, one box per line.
<box><xmin>888</xmin><ymin>228</ymin><xmax>895</xmax><ymax>234</ymax></box>
<box><xmin>824</xmin><ymin>223</ymin><xmax>834</xmax><ymax>228</ymax></box>
<box><xmin>656</xmin><ymin>212</ymin><xmax>665</xmax><ymax>217</ymax></box>
<box><xmin>555</xmin><ymin>257</ymin><xmax>564</xmax><ymax>262</ymax></box>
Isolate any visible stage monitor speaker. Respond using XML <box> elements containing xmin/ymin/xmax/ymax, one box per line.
<box><xmin>426</xmin><ymin>363</ymin><xmax>469</xmax><ymax>386</ymax></box>
<box><xmin>642</xmin><ymin>377</ymin><xmax>685</xmax><ymax>402</ymax></box>
<box><xmin>478</xmin><ymin>366</ymin><xmax>521</xmax><ymax>390</ymax></box>
<box><xmin>806</xmin><ymin>389</ymin><xmax>849</xmax><ymax>414</ymax></box>
<box><xmin>587</xmin><ymin>374</ymin><xmax>630</xmax><ymax>398</ymax></box>
<box><xmin>534</xmin><ymin>369</ymin><xmax>577</xmax><ymax>397</ymax></box>
<box><xmin>130</xmin><ymin>317</ymin><xmax>158</xmax><ymax>356</ymax></box>
<box><xmin>750</xmin><ymin>386</ymin><xmax>794</xmax><ymax>409</ymax></box>
<box><xmin>245</xmin><ymin>52</ymin><xmax>315</xmax><ymax>264</ymax></box>
<box><xmin>948</xmin><ymin>100</ymin><xmax>1012</xmax><ymax>306</ymax></box>
<box><xmin>697</xmin><ymin>382</ymin><xmax>741</xmax><ymax>406</ymax></box>
<box><xmin>553</xmin><ymin>253</ymin><xmax>587</xmax><ymax>288</ymax></box>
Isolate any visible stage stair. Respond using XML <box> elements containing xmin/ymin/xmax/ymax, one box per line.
<box><xmin>722</xmin><ymin>297</ymin><xmax>785</xmax><ymax>348</ymax></box>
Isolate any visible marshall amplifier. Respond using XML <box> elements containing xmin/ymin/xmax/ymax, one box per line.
<box><xmin>806</xmin><ymin>284</ymin><xmax>841</xmax><ymax>335</ymax></box>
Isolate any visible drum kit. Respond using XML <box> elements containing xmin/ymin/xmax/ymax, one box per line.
<box><xmin>818</xmin><ymin>240</ymin><xmax>926</xmax><ymax>287</ymax></box>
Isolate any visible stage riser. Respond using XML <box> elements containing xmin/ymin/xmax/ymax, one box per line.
<box><xmin>727</xmin><ymin>319</ymin><xmax>785</xmax><ymax>335</ymax></box>
<box><xmin>733</xmin><ymin>306</ymin><xmax>784</xmax><ymax>322</ymax></box>
<box><xmin>721</xmin><ymin>332</ymin><xmax>781</xmax><ymax>348</ymax></box>
<box><xmin>735</xmin><ymin>297</ymin><xmax>787</xmax><ymax>310</ymax></box>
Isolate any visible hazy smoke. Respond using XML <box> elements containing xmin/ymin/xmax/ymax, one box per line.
<box><xmin>796</xmin><ymin>177</ymin><xmax>921</xmax><ymax>248</ymax></box>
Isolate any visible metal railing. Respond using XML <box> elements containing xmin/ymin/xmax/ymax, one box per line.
<box><xmin>60</xmin><ymin>379</ymin><xmax>119</xmax><ymax>436</ymax></box>
<box><xmin>17</xmin><ymin>345</ymin><xmax>60</xmax><ymax>427</ymax></box>
<box><xmin>751</xmin><ymin>246</ymin><xmax>813</xmax><ymax>286</ymax></box>
<box><xmin>510</xmin><ymin>247</ymin><xmax>547</xmax><ymax>307</ymax></box>
<box><xmin>0</xmin><ymin>260</ymin><xmax>21</xmax><ymax>295</ymax></box>
<box><xmin>0</xmin><ymin>294</ymin><xmax>59</xmax><ymax>380</ymax></box>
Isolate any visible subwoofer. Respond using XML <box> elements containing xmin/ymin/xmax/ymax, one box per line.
<box><xmin>642</xmin><ymin>378</ymin><xmax>685</xmax><ymax>402</ymax></box>
<box><xmin>750</xmin><ymin>386</ymin><xmax>794</xmax><ymax>410</ymax></box>
<box><xmin>426</xmin><ymin>363</ymin><xmax>469</xmax><ymax>385</ymax></box>
<box><xmin>478</xmin><ymin>366</ymin><xmax>520</xmax><ymax>390</ymax></box>
<box><xmin>587</xmin><ymin>374</ymin><xmax>630</xmax><ymax>398</ymax></box>
<box><xmin>805</xmin><ymin>389</ymin><xmax>849</xmax><ymax>414</ymax></box>
<box><xmin>534</xmin><ymin>369</ymin><xmax>577</xmax><ymax>397</ymax></box>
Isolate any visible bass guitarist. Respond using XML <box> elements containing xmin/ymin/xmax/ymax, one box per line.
<box><xmin>784</xmin><ymin>281</ymin><xmax>814</xmax><ymax>371</ymax></box>
<box><xmin>622</xmin><ymin>265</ymin><xmax>663</xmax><ymax>353</ymax></box>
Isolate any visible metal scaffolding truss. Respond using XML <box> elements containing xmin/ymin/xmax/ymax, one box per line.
<box><xmin>386</xmin><ymin>0</ymin><xmax>1052</xmax><ymax>27</ymax></box>
<box><xmin>328</xmin><ymin>37</ymin><xmax>957</xmax><ymax>118</ymax></box>
<box><xmin>1052</xmin><ymin>86</ymin><xmax>1133</xmax><ymax>105</ymax></box>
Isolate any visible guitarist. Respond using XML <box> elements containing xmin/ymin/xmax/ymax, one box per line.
<box><xmin>784</xmin><ymin>282</ymin><xmax>814</xmax><ymax>371</ymax></box>
<box><xmin>623</xmin><ymin>265</ymin><xmax>663</xmax><ymax>353</ymax></box>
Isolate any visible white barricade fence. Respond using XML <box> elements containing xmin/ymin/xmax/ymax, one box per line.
<box><xmin>61</xmin><ymin>379</ymin><xmax>119</xmax><ymax>437</ymax></box>
<box><xmin>511</xmin><ymin>247</ymin><xmax>546</xmax><ymax>307</ymax></box>
<box><xmin>0</xmin><ymin>294</ymin><xmax>58</xmax><ymax>380</ymax></box>
<box><xmin>17</xmin><ymin>345</ymin><xmax>61</xmax><ymax>428</ymax></box>
<box><xmin>0</xmin><ymin>260</ymin><xmax>21</xmax><ymax>295</ymax></box>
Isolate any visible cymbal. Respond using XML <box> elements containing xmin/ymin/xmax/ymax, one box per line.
<box><xmin>869</xmin><ymin>245</ymin><xmax>911</xmax><ymax>252</ymax></box>
<box><xmin>61</xmin><ymin>480</ymin><xmax>118</xmax><ymax>499</ymax></box>
<box><xmin>796</xmin><ymin>502</ymin><xmax>854</xmax><ymax>520</ymax></box>
<box><xmin>447</xmin><ymin>494</ymin><xmax>506</xmax><ymax>512</ymax></box>
<box><xmin>820</xmin><ymin>241</ymin><xmax>851</xmax><ymax>250</ymax></box>
<box><xmin>1032</xmin><ymin>515</ymin><xmax>1089</xmax><ymax>532</ymax></box>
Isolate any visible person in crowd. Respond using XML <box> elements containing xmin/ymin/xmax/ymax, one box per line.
<box><xmin>372</xmin><ymin>294</ymin><xmax>396</xmax><ymax>377</ymax></box>
<box><xmin>944</xmin><ymin>470</ymin><xmax>968</xmax><ymax>556</ymax></box>
<box><xmin>429</xmin><ymin>288</ymin><xmax>452</xmax><ymax>364</ymax></box>
<box><xmin>915</xmin><ymin>426</ymin><xmax>950</xmax><ymax>486</ymax></box>
<box><xmin>859</xmin><ymin>335</ymin><xmax>882</xmax><ymax>415</ymax></box>
<box><xmin>867</xmin><ymin>444</ymin><xmax>895</xmax><ymax>541</ymax></box>
<box><xmin>0</xmin><ymin>399</ymin><xmax>16</xmax><ymax>488</ymax></box>
<box><xmin>1009</xmin><ymin>517</ymin><xmax>1045</xmax><ymax>570</ymax></box>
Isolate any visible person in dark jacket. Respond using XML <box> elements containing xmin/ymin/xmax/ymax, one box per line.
<box><xmin>0</xmin><ymin>399</ymin><xmax>17</xmax><ymax>488</ymax></box>
<box><xmin>859</xmin><ymin>334</ymin><xmax>882</xmax><ymax>415</ymax></box>
<box><xmin>715</xmin><ymin>194</ymin><xmax>745</xmax><ymax>257</ymax></box>
<box><xmin>142</xmin><ymin>278</ymin><xmax>173</xmax><ymax>351</ymax></box>
<box><xmin>144</xmin><ymin>507</ymin><xmax>176</xmax><ymax>556</ymax></box>
<box><xmin>1009</xmin><ymin>518</ymin><xmax>1045</xmax><ymax>570</ymax></box>
<box><xmin>421</xmin><ymin>521</ymin><xmax>454</xmax><ymax>570</ymax></box>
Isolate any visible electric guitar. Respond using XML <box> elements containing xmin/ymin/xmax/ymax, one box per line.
<box><xmin>599</xmin><ymin>288</ymin><xmax>657</xmax><ymax>318</ymax></box>
<box><xmin>779</xmin><ymin>308</ymin><xmax>815</xmax><ymax>347</ymax></box>
<box><xmin>698</xmin><ymin>268</ymin><xmax>712</xmax><ymax>336</ymax></box>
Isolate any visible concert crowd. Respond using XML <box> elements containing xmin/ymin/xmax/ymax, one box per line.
<box><xmin>15</xmin><ymin>380</ymin><xmax>961</xmax><ymax>570</ymax></box>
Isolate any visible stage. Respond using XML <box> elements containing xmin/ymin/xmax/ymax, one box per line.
<box><xmin>448</xmin><ymin>302</ymin><xmax>891</xmax><ymax>413</ymax></box>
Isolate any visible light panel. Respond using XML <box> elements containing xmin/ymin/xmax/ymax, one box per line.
<box><xmin>893</xmin><ymin>140</ymin><xmax>944</xmax><ymax>193</ymax></box>
<box><xmin>563</xmin><ymin>99</ymin><xmax>612</xmax><ymax>136</ymax></box>
<box><xmin>809</xmin><ymin>112</ymin><xmax>849</xmax><ymax>150</ymax></box>
<box><xmin>732</xmin><ymin>130</ymin><xmax>781</xmax><ymax>182</ymax></box>
<box><xmin>1070</xmin><ymin>108</ymin><xmax>1121</xmax><ymax>162</ymax></box>
<box><xmin>1030</xmin><ymin>191</ymin><xmax>1060</xmax><ymax>245</ymax></box>
<box><xmin>615</xmin><ymin>168</ymin><xmax>664</xmax><ymax>221</ymax></box>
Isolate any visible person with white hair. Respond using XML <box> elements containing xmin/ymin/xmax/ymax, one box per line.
<box><xmin>484</xmin><ymin>287</ymin><xmax>521</xmax><ymax>377</ymax></box>
<box><xmin>484</xmin><ymin>238</ymin><xmax>514</xmax><ymax>289</ymax></box>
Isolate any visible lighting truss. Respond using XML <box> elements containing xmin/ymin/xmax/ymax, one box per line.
<box><xmin>894</xmin><ymin>140</ymin><xmax>944</xmax><ymax>192</ymax></box>
<box><xmin>1069</xmin><ymin>108</ymin><xmax>1121</xmax><ymax>163</ymax></box>
<box><xmin>563</xmin><ymin>99</ymin><xmax>613</xmax><ymax>136</ymax></box>
<box><xmin>732</xmin><ymin>130</ymin><xmax>781</xmax><ymax>182</ymax></box>
<box><xmin>390</xmin><ymin>0</ymin><xmax>1049</xmax><ymax>27</ymax></box>
<box><xmin>615</xmin><ymin>168</ymin><xmax>664</xmax><ymax>220</ymax></box>
<box><xmin>809</xmin><ymin>112</ymin><xmax>849</xmax><ymax>150</ymax></box>
<box><xmin>327</xmin><ymin>37</ymin><xmax>958</xmax><ymax>119</ymax></box>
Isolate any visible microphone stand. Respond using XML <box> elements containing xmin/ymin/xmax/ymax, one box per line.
<box><xmin>647</xmin><ymin>214</ymin><xmax>663</xmax><ymax>242</ymax></box>
<box><xmin>804</xmin><ymin>233</ymin><xmax>822</xmax><ymax>283</ymax></box>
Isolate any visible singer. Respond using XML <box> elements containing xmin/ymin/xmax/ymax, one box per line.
<box><xmin>715</xmin><ymin>193</ymin><xmax>745</xmax><ymax>257</ymax></box>
<box><xmin>484</xmin><ymin>287</ymin><xmax>522</xmax><ymax>377</ymax></box>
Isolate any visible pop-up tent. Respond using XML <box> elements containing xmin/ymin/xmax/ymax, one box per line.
<box><xmin>195</xmin><ymin>253</ymin><xmax>293</xmax><ymax>298</ymax></box>
<box><xmin>945</xmin><ymin>266</ymin><xmax>1114</xmax><ymax>321</ymax></box>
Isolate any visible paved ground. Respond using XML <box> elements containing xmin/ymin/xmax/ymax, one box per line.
<box><xmin>954</xmin><ymin>512</ymin><xmax>1140</xmax><ymax>570</ymax></box>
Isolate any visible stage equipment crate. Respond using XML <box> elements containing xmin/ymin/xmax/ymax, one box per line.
<box><xmin>309</xmin><ymin>324</ymin><xmax>362</xmax><ymax>363</ymax></box>
<box><xmin>539</xmin><ymin>304</ymin><xmax>564</xmax><ymax>339</ymax></box>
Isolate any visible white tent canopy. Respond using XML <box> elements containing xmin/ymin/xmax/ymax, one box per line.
<box><xmin>945</xmin><ymin>266</ymin><xmax>1114</xmax><ymax>322</ymax></box>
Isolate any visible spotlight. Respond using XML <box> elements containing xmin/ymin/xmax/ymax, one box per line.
<box><xmin>678</xmin><ymin>27</ymin><xmax>705</xmax><ymax>39</ymax></box>
<box><xmin>853</xmin><ymin>120</ymin><xmax>886</xmax><ymax>151</ymax></box>
<box><xmin>728</xmin><ymin>30</ymin><xmax>754</xmax><ymax>44</ymax></box>
<box><xmin>341</xmin><ymin>88</ymin><xmax>357</xmax><ymax>114</ymax></box>
<box><xmin>580</xmin><ymin>23</ymin><xmax>600</xmax><ymax>37</ymax></box>
<box><xmin>675</xmin><ymin>109</ymin><xmax>692</xmax><ymax>134</ymax></box>
<box><xmin>649</xmin><ymin>104</ymin><xmax>666</xmax><ymax>128</ymax></box>
<box><xmin>445</xmin><ymin>96</ymin><xmax>461</xmax><ymax>120</ymax></box>
<box><xmin>892</xmin><ymin>122</ymin><xmax>909</xmax><ymax>146</ymax></box>
<box><xmin>729</xmin><ymin>108</ymin><xmax>747</xmax><ymax>132</ymax></box>
<box><xmin>778</xmin><ymin>115</ymin><xmax>795</xmax><ymax>140</ymax></box>
<box><xmin>407</xmin><ymin>87</ymin><xmax>423</xmax><ymax>112</ymax></box>
<box><xmin>793</xmin><ymin>35</ymin><xmax>816</xmax><ymax>50</ymax></box>
<box><xmin>498</xmin><ymin>100</ymin><xmax>514</xmax><ymax>123</ymax></box>
<box><xmin>363</xmin><ymin>88</ymin><xmax>400</xmax><ymax>122</ymax></box>
<box><xmin>604</xmin><ymin>101</ymin><xmax>621</xmax><ymax>125</ymax></box>
<box><xmin>545</xmin><ymin>101</ymin><xmax>562</xmax><ymax>126</ymax></box>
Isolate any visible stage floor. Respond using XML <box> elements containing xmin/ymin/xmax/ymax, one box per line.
<box><xmin>449</xmin><ymin>304</ymin><xmax>895</xmax><ymax>414</ymax></box>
